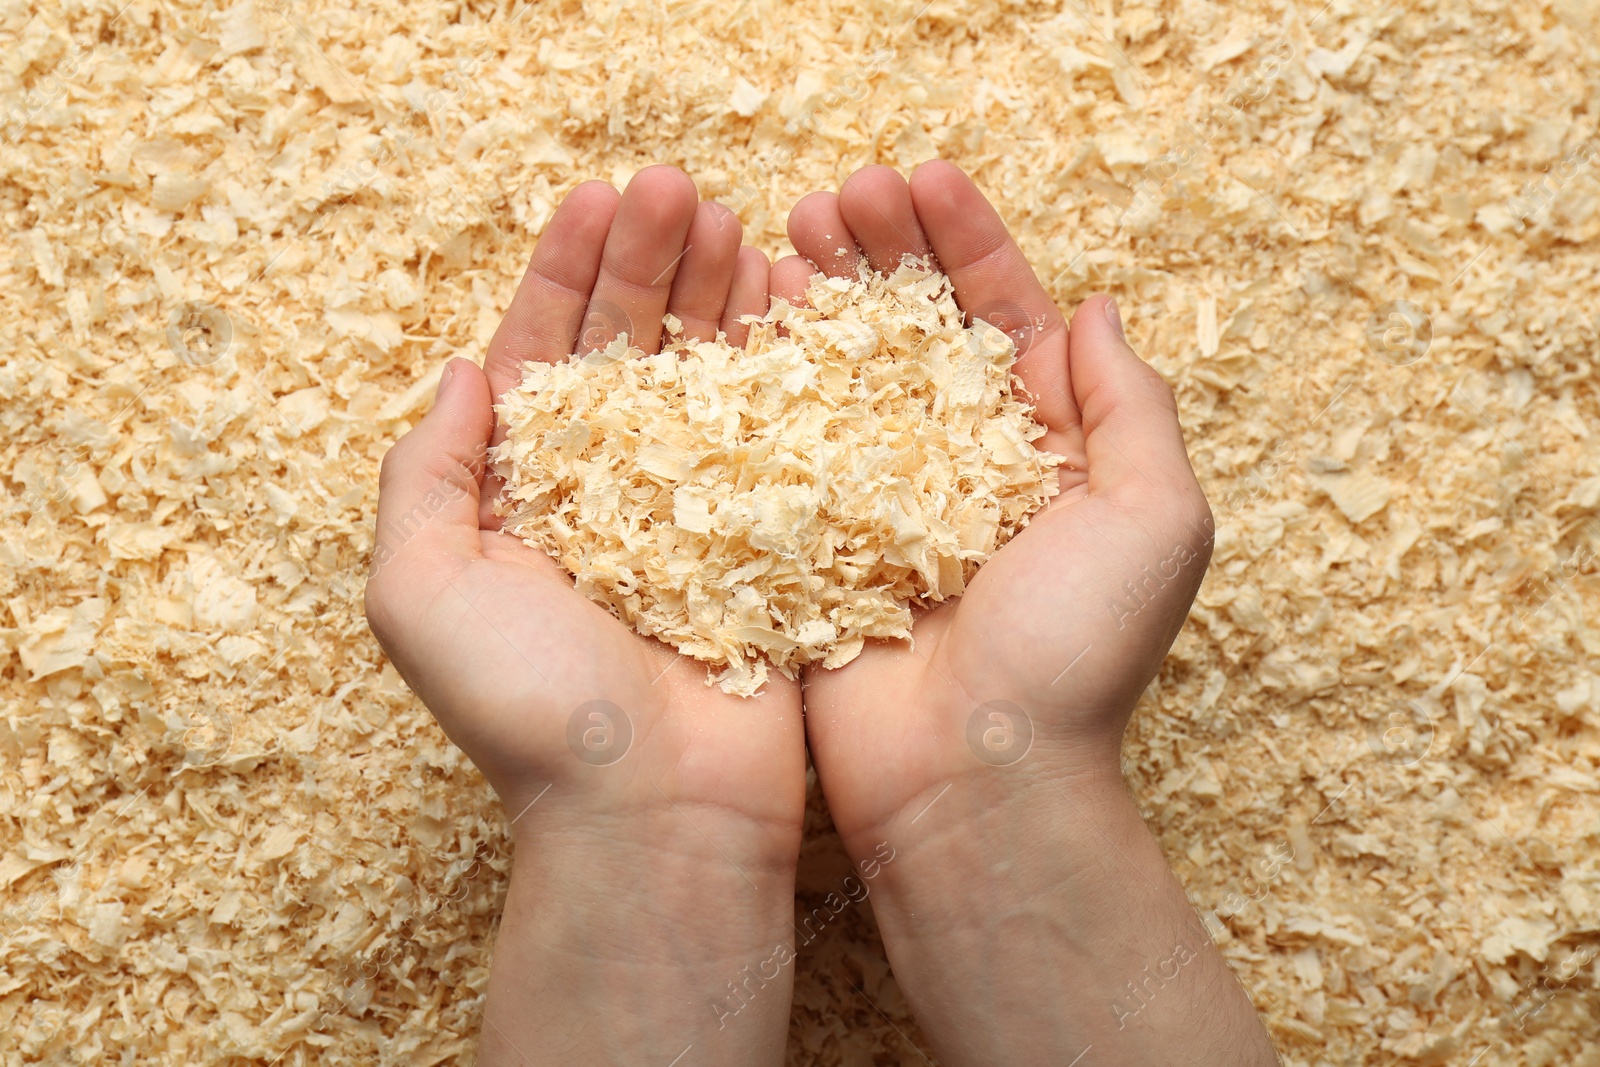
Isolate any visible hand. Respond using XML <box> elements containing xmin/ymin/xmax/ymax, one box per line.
<box><xmin>365</xmin><ymin>166</ymin><xmax>805</xmax><ymax>1066</ymax></box>
<box><xmin>776</xmin><ymin>160</ymin><xmax>1214</xmax><ymax>832</ymax></box>
<box><xmin>778</xmin><ymin>162</ymin><xmax>1277</xmax><ymax>1065</ymax></box>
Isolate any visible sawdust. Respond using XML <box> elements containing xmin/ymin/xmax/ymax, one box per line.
<box><xmin>2</xmin><ymin>0</ymin><xmax>1599</xmax><ymax>1064</ymax></box>
<box><xmin>493</xmin><ymin>262</ymin><xmax>1062</xmax><ymax>696</ymax></box>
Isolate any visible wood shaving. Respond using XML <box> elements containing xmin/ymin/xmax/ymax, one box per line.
<box><xmin>492</xmin><ymin>263</ymin><xmax>1063</xmax><ymax>695</ymax></box>
<box><xmin>3</xmin><ymin>0</ymin><xmax>1598</xmax><ymax>1062</ymax></box>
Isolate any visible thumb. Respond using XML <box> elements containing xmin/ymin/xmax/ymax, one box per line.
<box><xmin>372</xmin><ymin>358</ymin><xmax>493</xmax><ymax>573</ymax></box>
<box><xmin>1068</xmin><ymin>296</ymin><xmax>1201</xmax><ymax>505</ymax></box>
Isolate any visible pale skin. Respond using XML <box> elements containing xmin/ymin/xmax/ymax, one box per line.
<box><xmin>365</xmin><ymin>161</ymin><xmax>1280</xmax><ymax>1065</ymax></box>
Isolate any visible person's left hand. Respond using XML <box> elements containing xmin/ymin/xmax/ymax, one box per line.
<box><xmin>772</xmin><ymin>160</ymin><xmax>1213</xmax><ymax>848</ymax></box>
<box><xmin>768</xmin><ymin>162</ymin><xmax>1275</xmax><ymax>1067</ymax></box>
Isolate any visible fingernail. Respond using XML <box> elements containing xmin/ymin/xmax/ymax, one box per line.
<box><xmin>438</xmin><ymin>360</ymin><xmax>458</xmax><ymax>394</ymax></box>
<box><xmin>1104</xmin><ymin>299</ymin><xmax>1125</xmax><ymax>339</ymax></box>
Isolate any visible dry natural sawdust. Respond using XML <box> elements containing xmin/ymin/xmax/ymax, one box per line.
<box><xmin>1</xmin><ymin>0</ymin><xmax>1598</xmax><ymax>1064</ymax></box>
<box><xmin>493</xmin><ymin>262</ymin><xmax>1061</xmax><ymax>695</ymax></box>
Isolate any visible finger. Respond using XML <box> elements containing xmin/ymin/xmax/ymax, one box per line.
<box><xmin>786</xmin><ymin>191</ymin><xmax>865</xmax><ymax>279</ymax></box>
<box><xmin>838</xmin><ymin>165</ymin><xmax>931</xmax><ymax>272</ymax></box>
<box><xmin>480</xmin><ymin>182</ymin><xmax>619</xmax><ymax>531</ymax></box>
<box><xmin>721</xmin><ymin>246</ymin><xmax>770</xmax><ymax>347</ymax></box>
<box><xmin>769</xmin><ymin>254</ymin><xmax>816</xmax><ymax>309</ymax></box>
<box><xmin>665</xmin><ymin>201</ymin><xmax>743</xmax><ymax>342</ymax></box>
<box><xmin>908</xmin><ymin>160</ymin><xmax>1076</xmax><ymax>434</ymax></box>
<box><xmin>484</xmin><ymin>181</ymin><xmax>620</xmax><ymax>402</ymax></box>
<box><xmin>373</xmin><ymin>359</ymin><xmax>493</xmax><ymax>574</ymax></box>
<box><xmin>1068</xmin><ymin>296</ymin><xmax>1200</xmax><ymax>503</ymax></box>
<box><xmin>584</xmin><ymin>164</ymin><xmax>700</xmax><ymax>355</ymax></box>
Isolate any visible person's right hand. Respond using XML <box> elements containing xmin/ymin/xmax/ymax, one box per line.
<box><xmin>364</xmin><ymin>166</ymin><xmax>805</xmax><ymax>1066</ymax></box>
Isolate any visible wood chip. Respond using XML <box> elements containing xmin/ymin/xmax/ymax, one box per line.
<box><xmin>2</xmin><ymin>1</ymin><xmax>1596</xmax><ymax>1061</ymax></box>
<box><xmin>493</xmin><ymin>262</ymin><xmax>1063</xmax><ymax>694</ymax></box>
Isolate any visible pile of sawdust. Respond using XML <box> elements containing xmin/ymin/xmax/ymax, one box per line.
<box><xmin>3</xmin><ymin>0</ymin><xmax>1599</xmax><ymax>1064</ymax></box>
<box><xmin>492</xmin><ymin>262</ymin><xmax>1062</xmax><ymax>694</ymax></box>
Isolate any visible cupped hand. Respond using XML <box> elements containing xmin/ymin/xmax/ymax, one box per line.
<box><xmin>777</xmin><ymin>161</ymin><xmax>1215</xmax><ymax>845</ymax></box>
<box><xmin>365</xmin><ymin>164</ymin><xmax>804</xmax><ymax>856</ymax></box>
<box><xmin>366</xmin><ymin>167</ymin><xmax>809</xmax><ymax>1065</ymax></box>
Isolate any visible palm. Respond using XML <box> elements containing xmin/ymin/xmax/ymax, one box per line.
<box><xmin>803</xmin><ymin>493</ymin><xmax>1203</xmax><ymax>835</ymax></box>
<box><xmin>774</xmin><ymin>163</ymin><xmax>1211</xmax><ymax>842</ymax></box>
<box><xmin>400</xmin><ymin>530</ymin><xmax>802</xmax><ymax>824</ymax></box>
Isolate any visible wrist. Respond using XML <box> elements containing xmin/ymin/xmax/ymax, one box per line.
<box><xmin>483</xmin><ymin>802</ymin><xmax>800</xmax><ymax>1066</ymax></box>
<box><xmin>835</xmin><ymin>767</ymin><xmax>1277</xmax><ymax>1067</ymax></box>
<box><xmin>839</xmin><ymin>758</ymin><xmax>1137</xmax><ymax>922</ymax></box>
<box><xmin>827</xmin><ymin>694</ymin><xmax>1132</xmax><ymax>864</ymax></box>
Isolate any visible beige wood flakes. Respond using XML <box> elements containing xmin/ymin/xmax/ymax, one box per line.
<box><xmin>1</xmin><ymin>0</ymin><xmax>1598</xmax><ymax>1063</ymax></box>
<box><xmin>493</xmin><ymin>263</ymin><xmax>1062</xmax><ymax>695</ymax></box>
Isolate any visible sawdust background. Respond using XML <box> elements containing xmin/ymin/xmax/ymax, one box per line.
<box><xmin>2</xmin><ymin>0</ymin><xmax>1598</xmax><ymax>1063</ymax></box>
